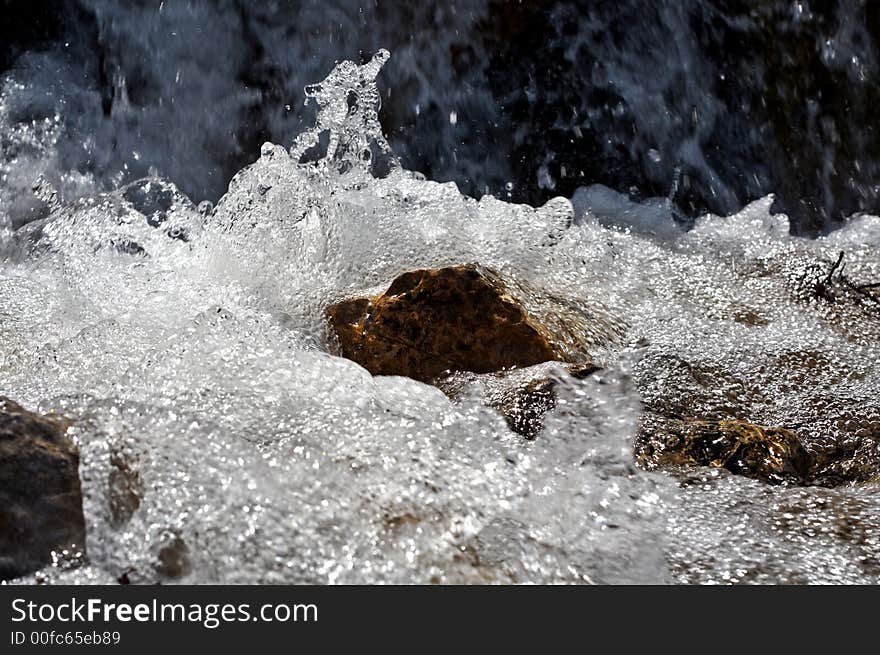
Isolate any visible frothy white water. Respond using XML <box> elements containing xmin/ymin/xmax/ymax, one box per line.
<box><xmin>2</xmin><ymin>52</ymin><xmax>879</xmax><ymax>584</ymax></box>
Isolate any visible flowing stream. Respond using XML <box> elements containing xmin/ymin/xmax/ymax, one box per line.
<box><xmin>2</xmin><ymin>39</ymin><xmax>880</xmax><ymax>584</ymax></box>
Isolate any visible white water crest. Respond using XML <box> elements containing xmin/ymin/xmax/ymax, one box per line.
<box><xmin>2</xmin><ymin>51</ymin><xmax>879</xmax><ymax>584</ymax></box>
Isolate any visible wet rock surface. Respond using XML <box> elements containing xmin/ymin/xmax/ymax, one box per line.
<box><xmin>107</xmin><ymin>446</ymin><xmax>142</xmax><ymax>527</ymax></box>
<box><xmin>327</xmin><ymin>264</ymin><xmax>574</xmax><ymax>384</ymax></box>
<box><xmin>0</xmin><ymin>396</ymin><xmax>85</xmax><ymax>580</ymax></box>
<box><xmin>634</xmin><ymin>346</ymin><xmax>880</xmax><ymax>486</ymax></box>
<box><xmin>637</xmin><ymin>416</ymin><xmax>813</xmax><ymax>485</ymax></box>
<box><xmin>327</xmin><ymin>265</ymin><xmax>604</xmax><ymax>438</ymax></box>
<box><xmin>438</xmin><ymin>362</ymin><xmax>598</xmax><ymax>439</ymax></box>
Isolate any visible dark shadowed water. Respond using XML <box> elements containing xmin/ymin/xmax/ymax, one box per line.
<box><xmin>3</xmin><ymin>0</ymin><xmax>880</xmax><ymax>234</ymax></box>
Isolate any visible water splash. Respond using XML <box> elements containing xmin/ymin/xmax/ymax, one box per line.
<box><xmin>291</xmin><ymin>49</ymin><xmax>397</xmax><ymax>180</ymax></box>
<box><xmin>2</xmin><ymin>52</ymin><xmax>880</xmax><ymax>585</ymax></box>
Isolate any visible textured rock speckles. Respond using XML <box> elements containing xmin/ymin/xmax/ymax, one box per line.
<box><xmin>327</xmin><ymin>264</ymin><xmax>575</xmax><ymax>383</ymax></box>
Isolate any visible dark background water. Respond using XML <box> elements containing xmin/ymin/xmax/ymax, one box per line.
<box><xmin>2</xmin><ymin>0</ymin><xmax>879</xmax><ymax>235</ymax></box>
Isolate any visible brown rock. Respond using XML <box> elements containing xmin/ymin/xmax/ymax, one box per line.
<box><xmin>0</xmin><ymin>396</ymin><xmax>85</xmax><ymax>580</ymax></box>
<box><xmin>327</xmin><ymin>264</ymin><xmax>569</xmax><ymax>383</ymax></box>
<box><xmin>637</xmin><ymin>416</ymin><xmax>813</xmax><ymax>484</ymax></box>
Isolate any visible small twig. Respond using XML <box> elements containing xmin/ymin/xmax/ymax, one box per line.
<box><xmin>856</xmin><ymin>282</ymin><xmax>880</xmax><ymax>291</ymax></box>
<box><xmin>824</xmin><ymin>251</ymin><xmax>845</xmax><ymax>286</ymax></box>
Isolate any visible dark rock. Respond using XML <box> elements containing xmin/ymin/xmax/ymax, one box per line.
<box><xmin>491</xmin><ymin>364</ymin><xmax>601</xmax><ymax>439</ymax></box>
<box><xmin>810</xmin><ymin>432</ymin><xmax>880</xmax><ymax>487</ymax></box>
<box><xmin>327</xmin><ymin>264</ymin><xmax>574</xmax><ymax>384</ymax></box>
<box><xmin>501</xmin><ymin>377</ymin><xmax>558</xmax><ymax>439</ymax></box>
<box><xmin>637</xmin><ymin>416</ymin><xmax>813</xmax><ymax>485</ymax></box>
<box><xmin>155</xmin><ymin>534</ymin><xmax>189</xmax><ymax>580</ymax></box>
<box><xmin>0</xmin><ymin>396</ymin><xmax>85</xmax><ymax>580</ymax></box>
<box><xmin>439</xmin><ymin>362</ymin><xmax>598</xmax><ymax>439</ymax></box>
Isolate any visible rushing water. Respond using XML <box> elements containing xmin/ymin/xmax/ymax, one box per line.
<box><xmin>4</xmin><ymin>1</ymin><xmax>880</xmax><ymax>235</ymax></box>
<box><xmin>1</xmin><ymin>49</ymin><xmax>879</xmax><ymax>584</ymax></box>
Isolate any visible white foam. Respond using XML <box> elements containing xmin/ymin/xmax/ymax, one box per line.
<box><xmin>2</xmin><ymin>53</ymin><xmax>879</xmax><ymax>584</ymax></box>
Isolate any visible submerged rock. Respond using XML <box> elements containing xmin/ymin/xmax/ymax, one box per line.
<box><xmin>810</xmin><ymin>431</ymin><xmax>880</xmax><ymax>487</ymax></box>
<box><xmin>633</xmin><ymin>344</ymin><xmax>880</xmax><ymax>486</ymax></box>
<box><xmin>500</xmin><ymin>377</ymin><xmax>558</xmax><ymax>439</ymax></box>
<box><xmin>439</xmin><ymin>362</ymin><xmax>599</xmax><ymax>439</ymax></box>
<box><xmin>327</xmin><ymin>264</ymin><xmax>576</xmax><ymax>383</ymax></box>
<box><xmin>155</xmin><ymin>533</ymin><xmax>190</xmax><ymax>580</ymax></box>
<box><xmin>107</xmin><ymin>446</ymin><xmax>142</xmax><ymax>527</ymax></box>
<box><xmin>637</xmin><ymin>416</ymin><xmax>813</xmax><ymax>485</ymax></box>
<box><xmin>0</xmin><ymin>397</ymin><xmax>85</xmax><ymax>580</ymax></box>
